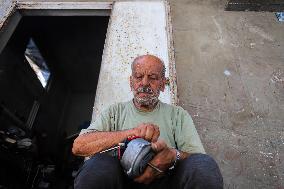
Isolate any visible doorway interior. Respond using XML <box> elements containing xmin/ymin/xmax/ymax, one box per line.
<box><xmin>0</xmin><ymin>14</ymin><xmax>109</xmax><ymax>189</ymax></box>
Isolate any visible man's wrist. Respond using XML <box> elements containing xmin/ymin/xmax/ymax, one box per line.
<box><xmin>124</xmin><ymin>129</ymin><xmax>137</xmax><ymax>138</ymax></box>
<box><xmin>168</xmin><ymin>148</ymin><xmax>180</xmax><ymax>171</ymax></box>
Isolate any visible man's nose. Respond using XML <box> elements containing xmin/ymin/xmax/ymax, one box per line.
<box><xmin>141</xmin><ymin>76</ymin><xmax>150</xmax><ymax>86</ymax></box>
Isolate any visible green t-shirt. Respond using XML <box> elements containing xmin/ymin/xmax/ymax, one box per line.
<box><xmin>81</xmin><ymin>100</ymin><xmax>205</xmax><ymax>154</ymax></box>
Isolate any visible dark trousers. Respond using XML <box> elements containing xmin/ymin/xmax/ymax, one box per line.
<box><xmin>74</xmin><ymin>153</ymin><xmax>223</xmax><ymax>189</ymax></box>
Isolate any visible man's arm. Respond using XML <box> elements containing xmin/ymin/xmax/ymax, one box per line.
<box><xmin>72</xmin><ymin>123</ymin><xmax>160</xmax><ymax>157</ymax></box>
<box><xmin>134</xmin><ymin>107</ymin><xmax>205</xmax><ymax>184</ymax></box>
<box><xmin>72</xmin><ymin>130</ymin><xmax>133</xmax><ymax>157</ymax></box>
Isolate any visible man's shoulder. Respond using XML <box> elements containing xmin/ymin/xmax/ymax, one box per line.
<box><xmin>159</xmin><ymin>101</ymin><xmax>191</xmax><ymax>120</ymax></box>
<box><xmin>159</xmin><ymin>101</ymin><xmax>186</xmax><ymax>113</ymax></box>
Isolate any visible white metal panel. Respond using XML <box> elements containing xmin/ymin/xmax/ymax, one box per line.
<box><xmin>92</xmin><ymin>1</ymin><xmax>176</xmax><ymax>120</ymax></box>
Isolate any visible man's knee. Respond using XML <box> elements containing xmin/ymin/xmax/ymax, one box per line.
<box><xmin>177</xmin><ymin>153</ymin><xmax>223</xmax><ymax>188</ymax></box>
<box><xmin>184</xmin><ymin>153</ymin><xmax>221</xmax><ymax>171</ymax></box>
<box><xmin>74</xmin><ymin>154</ymin><xmax>124</xmax><ymax>189</ymax></box>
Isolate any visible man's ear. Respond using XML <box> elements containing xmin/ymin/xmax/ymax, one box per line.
<box><xmin>159</xmin><ymin>78</ymin><xmax>166</xmax><ymax>92</ymax></box>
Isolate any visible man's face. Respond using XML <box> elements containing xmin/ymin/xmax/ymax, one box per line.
<box><xmin>130</xmin><ymin>56</ymin><xmax>165</xmax><ymax>107</ymax></box>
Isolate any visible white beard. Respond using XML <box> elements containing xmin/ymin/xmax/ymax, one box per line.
<box><xmin>132</xmin><ymin>86</ymin><xmax>160</xmax><ymax>106</ymax></box>
<box><xmin>134</xmin><ymin>95</ymin><xmax>159</xmax><ymax>106</ymax></box>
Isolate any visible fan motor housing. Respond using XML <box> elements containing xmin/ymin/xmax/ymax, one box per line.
<box><xmin>120</xmin><ymin>138</ymin><xmax>155</xmax><ymax>178</ymax></box>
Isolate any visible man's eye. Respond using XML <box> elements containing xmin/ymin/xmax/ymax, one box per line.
<box><xmin>135</xmin><ymin>76</ymin><xmax>142</xmax><ymax>79</ymax></box>
<box><xmin>150</xmin><ymin>76</ymin><xmax>158</xmax><ymax>80</ymax></box>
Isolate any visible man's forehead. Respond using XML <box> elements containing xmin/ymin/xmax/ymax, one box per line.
<box><xmin>133</xmin><ymin>69</ymin><xmax>160</xmax><ymax>75</ymax></box>
<box><xmin>132</xmin><ymin>56</ymin><xmax>163</xmax><ymax>72</ymax></box>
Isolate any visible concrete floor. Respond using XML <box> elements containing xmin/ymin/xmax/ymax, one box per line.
<box><xmin>3</xmin><ymin>0</ymin><xmax>284</xmax><ymax>188</ymax></box>
<box><xmin>170</xmin><ymin>0</ymin><xmax>284</xmax><ymax>188</ymax></box>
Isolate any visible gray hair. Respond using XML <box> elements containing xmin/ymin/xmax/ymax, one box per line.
<box><xmin>131</xmin><ymin>55</ymin><xmax>166</xmax><ymax>78</ymax></box>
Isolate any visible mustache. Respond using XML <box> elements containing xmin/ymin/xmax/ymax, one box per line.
<box><xmin>136</xmin><ymin>86</ymin><xmax>154</xmax><ymax>94</ymax></box>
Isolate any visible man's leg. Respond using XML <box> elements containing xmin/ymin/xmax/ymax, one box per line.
<box><xmin>171</xmin><ymin>153</ymin><xmax>223</xmax><ymax>189</ymax></box>
<box><xmin>74</xmin><ymin>154</ymin><xmax>126</xmax><ymax>189</ymax></box>
<box><xmin>124</xmin><ymin>154</ymin><xmax>223</xmax><ymax>189</ymax></box>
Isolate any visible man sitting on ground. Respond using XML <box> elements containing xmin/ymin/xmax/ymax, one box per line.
<box><xmin>72</xmin><ymin>54</ymin><xmax>223</xmax><ymax>189</ymax></box>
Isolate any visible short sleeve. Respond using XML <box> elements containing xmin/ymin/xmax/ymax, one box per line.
<box><xmin>79</xmin><ymin>108</ymin><xmax>112</xmax><ymax>135</ymax></box>
<box><xmin>174</xmin><ymin>108</ymin><xmax>206</xmax><ymax>154</ymax></box>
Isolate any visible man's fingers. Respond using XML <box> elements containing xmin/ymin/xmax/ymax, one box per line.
<box><xmin>151</xmin><ymin>140</ymin><xmax>167</xmax><ymax>152</ymax></box>
<box><xmin>134</xmin><ymin>167</ymin><xmax>154</xmax><ymax>184</ymax></box>
<box><xmin>134</xmin><ymin>175</ymin><xmax>144</xmax><ymax>183</ymax></box>
<box><xmin>145</xmin><ymin>126</ymin><xmax>154</xmax><ymax>141</ymax></box>
<box><xmin>134</xmin><ymin>123</ymin><xmax>160</xmax><ymax>142</ymax></box>
<box><xmin>151</xmin><ymin>126</ymin><xmax>160</xmax><ymax>142</ymax></box>
<box><xmin>139</xmin><ymin>125</ymin><xmax>146</xmax><ymax>138</ymax></box>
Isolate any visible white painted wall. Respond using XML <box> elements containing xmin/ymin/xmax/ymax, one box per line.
<box><xmin>92</xmin><ymin>1</ymin><xmax>175</xmax><ymax>120</ymax></box>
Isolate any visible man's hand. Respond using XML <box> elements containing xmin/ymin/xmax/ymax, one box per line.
<box><xmin>134</xmin><ymin>140</ymin><xmax>176</xmax><ymax>184</ymax></box>
<box><xmin>132</xmin><ymin>123</ymin><xmax>160</xmax><ymax>142</ymax></box>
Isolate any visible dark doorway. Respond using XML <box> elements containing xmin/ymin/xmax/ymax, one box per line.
<box><xmin>0</xmin><ymin>16</ymin><xmax>109</xmax><ymax>188</ymax></box>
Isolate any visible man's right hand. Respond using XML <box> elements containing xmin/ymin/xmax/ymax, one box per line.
<box><xmin>134</xmin><ymin>140</ymin><xmax>174</xmax><ymax>184</ymax></box>
<box><xmin>131</xmin><ymin>123</ymin><xmax>160</xmax><ymax>142</ymax></box>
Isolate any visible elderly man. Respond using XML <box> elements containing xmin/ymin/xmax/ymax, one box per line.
<box><xmin>72</xmin><ymin>55</ymin><xmax>223</xmax><ymax>189</ymax></box>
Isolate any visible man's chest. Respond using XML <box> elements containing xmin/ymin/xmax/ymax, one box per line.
<box><xmin>112</xmin><ymin>111</ymin><xmax>175</xmax><ymax>144</ymax></box>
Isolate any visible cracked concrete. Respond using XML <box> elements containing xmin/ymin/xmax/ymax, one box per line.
<box><xmin>171</xmin><ymin>1</ymin><xmax>284</xmax><ymax>188</ymax></box>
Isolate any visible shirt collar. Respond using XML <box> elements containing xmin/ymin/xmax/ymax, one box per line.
<box><xmin>131</xmin><ymin>99</ymin><xmax>160</xmax><ymax>114</ymax></box>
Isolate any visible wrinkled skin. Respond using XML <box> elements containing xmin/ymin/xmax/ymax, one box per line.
<box><xmin>130</xmin><ymin>55</ymin><xmax>166</xmax><ymax>111</ymax></box>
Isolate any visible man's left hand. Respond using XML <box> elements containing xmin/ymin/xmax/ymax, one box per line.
<box><xmin>134</xmin><ymin>140</ymin><xmax>176</xmax><ymax>184</ymax></box>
